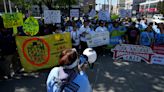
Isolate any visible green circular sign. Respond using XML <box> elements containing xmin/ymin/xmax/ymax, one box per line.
<box><xmin>23</xmin><ymin>17</ymin><xmax>39</xmax><ymax>36</ymax></box>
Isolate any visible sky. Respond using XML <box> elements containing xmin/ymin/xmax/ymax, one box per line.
<box><xmin>95</xmin><ymin>0</ymin><xmax>117</xmax><ymax>10</ymax></box>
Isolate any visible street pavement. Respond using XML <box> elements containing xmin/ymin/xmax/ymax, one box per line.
<box><xmin>0</xmin><ymin>54</ymin><xmax>164</xmax><ymax>92</ymax></box>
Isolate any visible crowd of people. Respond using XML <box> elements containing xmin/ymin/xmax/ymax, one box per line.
<box><xmin>0</xmin><ymin>15</ymin><xmax>164</xmax><ymax>79</ymax></box>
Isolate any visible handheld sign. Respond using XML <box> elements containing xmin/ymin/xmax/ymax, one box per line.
<box><xmin>44</xmin><ymin>10</ymin><xmax>61</xmax><ymax>24</ymax></box>
<box><xmin>98</xmin><ymin>10</ymin><xmax>110</xmax><ymax>21</ymax></box>
<box><xmin>88</xmin><ymin>9</ymin><xmax>96</xmax><ymax>18</ymax></box>
<box><xmin>86</xmin><ymin>31</ymin><xmax>109</xmax><ymax>47</ymax></box>
<box><xmin>70</xmin><ymin>9</ymin><xmax>79</xmax><ymax>18</ymax></box>
<box><xmin>23</xmin><ymin>17</ymin><xmax>39</xmax><ymax>36</ymax></box>
<box><xmin>2</xmin><ymin>13</ymin><xmax>23</xmax><ymax>28</ymax></box>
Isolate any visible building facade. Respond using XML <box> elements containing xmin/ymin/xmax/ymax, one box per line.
<box><xmin>139</xmin><ymin>0</ymin><xmax>163</xmax><ymax>15</ymax></box>
<box><xmin>132</xmin><ymin>0</ymin><xmax>146</xmax><ymax>14</ymax></box>
<box><xmin>118</xmin><ymin>0</ymin><xmax>133</xmax><ymax>17</ymax></box>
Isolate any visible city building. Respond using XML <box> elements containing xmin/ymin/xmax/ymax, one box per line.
<box><xmin>111</xmin><ymin>5</ymin><xmax>119</xmax><ymax>14</ymax></box>
<box><xmin>132</xmin><ymin>0</ymin><xmax>146</xmax><ymax>14</ymax></box>
<box><xmin>118</xmin><ymin>0</ymin><xmax>133</xmax><ymax>10</ymax></box>
<box><xmin>119</xmin><ymin>0</ymin><xmax>126</xmax><ymax>9</ymax></box>
<box><xmin>139</xmin><ymin>0</ymin><xmax>163</xmax><ymax>16</ymax></box>
<box><xmin>118</xmin><ymin>0</ymin><xmax>133</xmax><ymax>17</ymax></box>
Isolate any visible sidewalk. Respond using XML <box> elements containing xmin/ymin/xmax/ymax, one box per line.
<box><xmin>88</xmin><ymin>55</ymin><xmax>164</xmax><ymax>92</ymax></box>
<box><xmin>0</xmin><ymin>55</ymin><xmax>164</xmax><ymax>92</ymax></box>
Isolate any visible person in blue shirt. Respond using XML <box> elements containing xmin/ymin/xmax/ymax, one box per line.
<box><xmin>46</xmin><ymin>48</ymin><xmax>97</xmax><ymax>92</ymax></box>
<box><xmin>140</xmin><ymin>23</ymin><xmax>155</xmax><ymax>46</ymax></box>
<box><xmin>155</xmin><ymin>23</ymin><xmax>164</xmax><ymax>45</ymax></box>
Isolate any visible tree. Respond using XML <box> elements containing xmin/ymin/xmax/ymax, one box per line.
<box><xmin>33</xmin><ymin>0</ymin><xmax>77</xmax><ymax>10</ymax></box>
<box><xmin>157</xmin><ymin>1</ymin><xmax>164</xmax><ymax>15</ymax></box>
<box><xmin>2</xmin><ymin>0</ymin><xmax>77</xmax><ymax>14</ymax></box>
<box><xmin>10</xmin><ymin>0</ymin><xmax>35</xmax><ymax>13</ymax></box>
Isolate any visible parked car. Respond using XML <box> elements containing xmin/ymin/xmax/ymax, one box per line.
<box><xmin>153</xmin><ymin>14</ymin><xmax>163</xmax><ymax>19</ymax></box>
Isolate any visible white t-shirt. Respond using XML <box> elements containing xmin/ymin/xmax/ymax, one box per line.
<box><xmin>79</xmin><ymin>25</ymin><xmax>91</xmax><ymax>42</ymax></box>
<box><xmin>71</xmin><ymin>30</ymin><xmax>80</xmax><ymax>46</ymax></box>
<box><xmin>95</xmin><ymin>26</ymin><xmax>108</xmax><ymax>32</ymax></box>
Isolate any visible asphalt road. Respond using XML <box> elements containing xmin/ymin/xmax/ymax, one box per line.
<box><xmin>0</xmin><ymin>54</ymin><xmax>164</xmax><ymax>92</ymax></box>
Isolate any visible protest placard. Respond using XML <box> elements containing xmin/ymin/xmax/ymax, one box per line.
<box><xmin>119</xmin><ymin>9</ymin><xmax>132</xmax><ymax>18</ymax></box>
<box><xmin>2</xmin><ymin>13</ymin><xmax>23</xmax><ymax>28</ymax></box>
<box><xmin>111</xmin><ymin>44</ymin><xmax>154</xmax><ymax>63</ymax></box>
<box><xmin>23</xmin><ymin>17</ymin><xmax>39</xmax><ymax>36</ymax></box>
<box><xmin>151</xmin><ymin>54</ymin><xmax>164</xmax><ymax>65</ymax></box>
<box><xmin>98</xmin><ymin>10</ymin><xmax>110</xmax><ymax>21</ymax></box>
<box><xmin>70</xmin><ymin>9</ymin><xmax>79</xmax><ymax>18</ymax></box>
<box><xmin>16</xmin><ymin>32</ymin><xmax>72</xmax><ymax>72</ymax></box>
<box><xmin>88</xmin><ymin>9</ymin><xmax>96</xmax><ymax>18</ymax></box>
<box><xmin>44</xmin><ymin>10</ymin><xmax>61</xmax><ymax>24</ymax></box>
<box><xmin>86</xmin><ymin>31</ymin><xmax>109</xmax><ymax>47</ymax></box>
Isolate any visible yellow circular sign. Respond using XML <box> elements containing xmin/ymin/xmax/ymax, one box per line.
<box><xmin>23</xmin><ymin>17</ymin><xmax>39</xmax><ymax>36</ymax></box>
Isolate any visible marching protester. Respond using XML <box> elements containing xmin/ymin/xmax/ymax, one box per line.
<box><xmin>71</xmin><ymin>26</ymin><xmax>80</xmax><ymax>53</ymax></box>
<box><xmin>109</xmin><ymin>21</ymin><xmax>126</xmax><ymax>46</ymax></box>
<box><xmin>46</xmin><ymin>48</ymin><xmax>97</xmax><ymax>92</ymax></box>
<box><xmin>125</xmin><ymin>22</ymin><xmax>140</xmax><ymax>45</ymax></box>
<box><xmin>139</xmin><ymin>18</ymin><xmax>147</xmax><ymax>31</ymax></box>
<box><xmin>140</xmin><ymin>22</ymin><xmax>155</xmax><ymax>47</ymax></box>
<box><xmin>95</xmin><ymin>20</ymin><xmax>108</xmax><ymax>32</ymax></box>
<box><xmin>79</xmin><ymin>20</ymin><xmax>91</xmax><ymax>54</ymax></box>
<box><xmin>155</xmin><ymin>23</ymin><xmax>164</xmax><ymax>45</ymax></box>
<box><xmin>152</xmin><ymin>22</ymin><xmax>160</xmax><ymax>34</ymax></box>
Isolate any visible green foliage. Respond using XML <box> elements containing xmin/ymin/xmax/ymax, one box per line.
<box><xmin>9</xmin><ymin>0</ymin><xmax>78</xmax><ymax>11</ymax></box>
<box><xmin>157</xmin><ymin>1</ymin><xmax>164</xmax><ymax>15</ymax></box>
<box><xmin>55</xmin><ymin>0</ymin><xmax>77</xmax><ymax>6</ymax></box>
<box><xmin>111</xmin><ymin>14</ymin><xmax>119</xmax><ymax>21</ymax></box>
<box><xmin>11</xmin><ymin>0</ymin><xmax>33</xmax><ymax>10</ymax></box>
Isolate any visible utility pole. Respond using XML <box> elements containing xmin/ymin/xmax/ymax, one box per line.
<box><xmin>108</xmin><ymin>0</ymin><xmax>112</xmax><ymax>15</ymax></box>
<box><xmin>69</xmin><ymin>0</ymin><xmax>71</xmax><ymax>18</ymax></box>
<box><xmin>8</xmin><ymin>0</ymin><xmax>12</xmax><ymax>13</ymax></box>
<box><xmin>104</xmin><ymin>0</ymin><xmax>105</xmax><ymax>10</ymax></box>
<box><xmin>3</xmin><ymin>0</ymin><xmax>7</xmax><ymax>13</ymax></box>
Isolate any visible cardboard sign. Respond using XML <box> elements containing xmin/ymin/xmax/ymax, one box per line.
<box><xmin>44</xmin><ymin>10</ymin><xmax>61</xmax><ymax>24</ymax></box>
<box><xmin>151</xmin><ymin>54</ymin><xmax>164</xmax><ymax>65</ymax></box>
<box><xmin>16</xmin><ymin>32</ymin><xmax>72</xmax><ymax>72</ymax></box>
<box><xmin>23</xmin><ymin>17</ymin><xmax>39</xmax><ymax>36</ymax></box>
<box><xmin>70</xmin><ymin>9</ymin><xmax>79</xmax><ymax>18</ymax></box>
<box><xmin>119</xmin><ymin>9</ymin><xmax>132</xmax><ymax>18</ymax></box>
<box><xmin>86</xmin><ymin>31</ymin><xmax>109</xmax><ymax>47</ymax></box>
<box><xmin>2</xmin><ymin>13</ymin><xmax>23</xmax><ymax>28</ymax></box>
<box><xmin>98</xmin><ymin>10</ymin><xmax>110</xmax><ymax>21</ymax></box>
<box><xmin>111</xmin><ymin>44</ymin><xmax>154</xmax><ymax>63</ymax></box>
<box><xmin>88</xmin><ymin>9</ymin><xmax>96</xmax><ymax>18</ymax></box>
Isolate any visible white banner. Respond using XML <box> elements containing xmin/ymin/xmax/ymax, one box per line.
<box><xmin>98</xmin><ymin>10</ymin><xmax>110</xmax><ymax>21</ymax></box>
<box><xmin>70</xmin><ymin>9</ymin><xmax>79</xmax><ymax>18</ymax></box>
<box><xmin>86</xmin><ymin>31</ymin><xmax>109</xmax><ymax>47</ymax></box>
<box><xmin>44</xmin><ymin>10</ymin><xmax>61</xmax><ymax>24</ymax></box>
<box><xmin>111</xmin><ymin>44</ymin><xmax>154</xmax><ymax>63</ymax></box>
<box><xmin>151</xmin><ymin>54</ymin><xmax>164</xmax><ymax>65</ymax></box>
